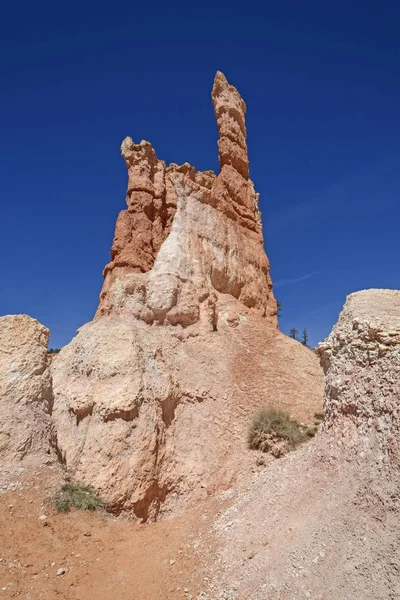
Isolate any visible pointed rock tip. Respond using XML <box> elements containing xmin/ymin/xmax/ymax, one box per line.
<box><xmin>212</xmin><ymin>72</ymin><xmax>246</xmax><ymax>113</ymax></box>
<box><xmin>212</xmin><ymin>71</ymin><xmax>229</xmax><ymax>95</ymax></box>
<box><xmin>214</xmin><ymin>70</ymin><xmax>228</xmax><ymax>84</ymax></box>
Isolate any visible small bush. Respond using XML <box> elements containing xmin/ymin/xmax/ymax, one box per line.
<box><xmin>248</xmin><ymin>408</ymin><xmax>311</xmax><ymax>457</ymax></box>
<box><xmin>53</xmin><ymin>483</ymin><xmax>104</xmax><ymax>513</ymax></box>
<box><xmin>314</xmin><ymin>412</ymin><xmax>324</xmax><ymax>421</ymax></box>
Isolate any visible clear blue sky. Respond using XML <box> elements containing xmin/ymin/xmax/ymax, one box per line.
<box><xmin>1</xmin><ymin>1</ymin><xmax>399</xmax><ymax>348</ymax></box>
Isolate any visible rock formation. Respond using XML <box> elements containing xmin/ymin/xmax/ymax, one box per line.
<box><xmin>96</xmin><ymin>71</ymin><xmax>277</xmax><ymax>327</ymax></box>
<box><xmin>203</xmin><ymin>289</ymin><xmax>400</xmax><ymax>599</ymax></box>
<box><xmin>319</xmin><ymin>288</ymin><xmax>400</xmax><ymax>462</ymax></box>
<box><xmin>0</xmin><ymin>315</ymin><xmax>53</xmax><ymax>465</ymax></box>
<box><xmin>51</xmin><ymin>72</ymin><xmax>323</xmax><ymax>521</ymax></box>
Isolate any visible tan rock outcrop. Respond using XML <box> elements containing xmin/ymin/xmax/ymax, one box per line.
<box><xmin>318</xmin><ymin>288</ymin><xmax>400</xmax><ymax>461</ymax></box>
<box><xmin>51</xmin><ymin>72</ymin><xmax>323</xmax><ymax>520</ymax></box>
<box><xmin>0</xmin><ymin>315</ymin><xmax>53</xmax><ymax>465</ymax></box>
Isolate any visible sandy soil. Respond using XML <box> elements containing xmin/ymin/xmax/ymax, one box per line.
<box><xmin>202</xmin><ymin>434</ymin><xmax>400</xmax><ymax>600</ymax></box>
<box><xmin>2</xmin><ymin>433</ymin><xmax>399</xmax><ymax>600</ymax></box>
<box><xmin>0</xmin><ymin>464</ymin><xmax>225</xmax><ymax>600</ymax></box>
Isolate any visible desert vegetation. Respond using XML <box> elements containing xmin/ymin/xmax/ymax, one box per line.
<box><xmin>52</xmin><ymin>483</ymin><xmax>105</xmax><ymax>513</ymax></box>
<box><xmin>248</xmin><ymin>408</ymin><xmax>316</xmax><ymax>457</ymax></box>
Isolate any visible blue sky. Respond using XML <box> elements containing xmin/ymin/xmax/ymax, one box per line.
<box><xmin>1</xmin><ymin>1</ymin><xmax>399</xmax><ymax>348</ymax></box>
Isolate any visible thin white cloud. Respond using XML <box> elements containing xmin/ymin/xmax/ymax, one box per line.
<box><xmin>274</xmin><ymin>273</ymin><xmax>314</xmax><ymax>288</ymax></box>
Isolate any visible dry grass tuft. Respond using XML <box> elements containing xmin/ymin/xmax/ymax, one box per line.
<box><xmin>53</xmin><ymin>483</ymin><xmax>105</xmax><ymax>513</ymax></box>
<box><xmin>248</xmin><ymin>408</ymin><xmax>314</xmax><ymax>457</ymax></box>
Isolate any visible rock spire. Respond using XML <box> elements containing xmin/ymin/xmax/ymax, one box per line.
<box><xmin>50</xmin><ymin>73</ymin><xmax>323</xmax><ymax>520</ymax></box>
<box><xmin>96</xmin><ymin>71</ymin><xmax>277</xmax><ymax>326</ymax></box>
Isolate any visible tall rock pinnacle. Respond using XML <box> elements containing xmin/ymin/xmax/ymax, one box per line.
<box><xmin>212</xmin><ymin>71</ymin><xmax>249</xmax><ymax>179</ymax></box>
<box><xmin>49</xmin><ymin>72</ymin><xmax>325</xmax><ymax>522</ymax></box>
<box><xmin>96</xmin><ymin>71</ymin><xmax>277</xmax><ymax>325</ymax></box>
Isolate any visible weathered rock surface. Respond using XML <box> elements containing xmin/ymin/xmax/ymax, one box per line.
<box><xmin>96</xmin><ymin>71</ymin><xmax>276</xmax><ymax>327</ymax></box>
<box><xmin>51</xmin><ymin>313</ymin><xmax>323</xmax><ymax>520</ymax></box>
<box><xmin>319</xmin><ymin>288</ymin><xmax>400</xmax><ymax>461</ymax></box>
<box><xmin>213</xmin><ymin>71</ymin><xmax>249</xmax><ymax>179</ymax></box>
<box><xmin>51</xmin><ymin>72</ymin><xmax>323</xmax><ymax>520</ymax></box>
<box><xmin>203</xmin><ymin>289</ymin><xmax>400</xmax><ymax>599</ymax></box>
<box><xmin>0</xmin><ymin>315</ymin><xmax>53</xmax><ymax>465</ymax></box>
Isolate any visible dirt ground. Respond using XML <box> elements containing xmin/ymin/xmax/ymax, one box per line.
<box><xmin>0</xmin><ymin>464</ymin><xmax>227</xmax><ymax>600</ymax></box>
<box><xmin>2</xmin><ymin>433</ymin><xmax>399</xmax><ymax>600</ymax></box>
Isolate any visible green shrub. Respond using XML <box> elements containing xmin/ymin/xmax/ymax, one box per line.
<box><xmin>52</xmin><ymin>483</ymin><xmax>104</xmax><ymax>513</ymax></box>
<box><xmin>314</xmin><ymin>412</ymin><xmax>324</xmax><ymax>421</ymax></box>
<box><xmin>248</xmin><ymin>408</ymin><xmax>311</xmax><ymax>457</ymax></box>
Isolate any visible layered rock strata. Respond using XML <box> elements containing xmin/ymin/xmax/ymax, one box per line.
<box><xmin>51</xmin><ymin>72</ymin><xmax>323</xmax><ymax>520</ymax></box>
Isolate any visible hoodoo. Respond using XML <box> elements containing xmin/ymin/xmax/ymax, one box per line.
<box><xmin>51</xmin><ymin>72</ymin><xmax>323</xmax><ymax>520</ymax></box>
<box><xmin>96</xmin><ymin>71</ymin><xmax>277</xmax><ymax>326</ymax></box>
